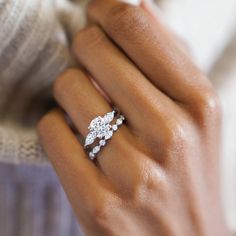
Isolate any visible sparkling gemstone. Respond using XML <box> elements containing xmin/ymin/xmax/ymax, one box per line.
<box><xmin>92</xmin><ymin>146</ymin><xmax>100</xmax><ymax>154</ymax></box>
<box><xmin>116</xmin><ymin>118</ymin><xmax>123</xmax><ymax>126</ymax></box>
<box><xmin>105</xmin><ymin>130</ymin><xmax>113</xmax><ymax>140</ymax></box>
<box><xmin>84</xmin><ymin>132</ymin><xmax>96</xmax><ymax>146</ymax></box>
<box><xmin>112</xmin><ymin>124</ymin><xmax>118</xmax><ymax>131</ymax></box>
<box><xmin>120</xmin><ymin>115</ymin><xmax>125</xmax><ymax>120</ymax></box>
<box><xmin>96</xmin><ymin>124</ymin><xmax>111</xmax><ymax>138</ymax></box>
<box><xmin>103</xmin><ymin>111</ymin><xmax>115</xmax><ymax>124</ymax></box>
<box><xmin>86</xmin><ymin>111</ymin><xmax>119</xmax><ymax>148</ymax></box>
<box><xmin>89</xmin><ymin>152</ymin><xmax>95</xmax><ymax>160</ymax></box>
<box><xmin>89</xmin><ymin>116</ymin><xmax>105</xmax><ymax>131</ymax></box>
<box><xmin>99</xmin><ymin>140</ymin><xmax>106</xmax><ymax>146</ymax></box>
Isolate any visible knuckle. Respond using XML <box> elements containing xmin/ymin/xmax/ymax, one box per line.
<box><xmin>73</xmin><ymin>25</ymin><xmax>106</xmax><ymax>54</ymax></box>
<box><xmin>194</xmin><ymin>89</ymin><xmax>222</xmax><ymax>123</ymax></box>
<box><xmin>163</xmin><ymin>119</ymin><xmax>188</xmax><ymax>149</ymax></box>
<box><xmin>53</xmin><ymin>68</ymin><xmax>78</xmax><ymax>97</ymax></box>
<box><xmin>133</xmin><ymin>176</ymin><xmax>167</xmax><ymax>206</ymax></box>
<box><xmin>129</xmin><ymin>160</ymin><xmax>167</xmax><ymax>203</ymax></box>
<box><xmin>89</xmin><ymin>197</ymin><xmax>117</xmax><ymax>225</ymax></box>
<box><xmin>105</xmin><ymin>3</ymin><xmax>147</xmax><ymax>38</ymax></box>
<box><xmin>137</xmin><ymin>174</ymin><xmax>157</xmax><ymax>194</ymax></box>
<box><xmin>92</xmin><ymin>204</ymin><xmax>109</xmax><ymax>222</ymax></box>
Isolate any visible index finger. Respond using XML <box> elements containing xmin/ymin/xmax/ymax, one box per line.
<box><xmin>87</xmin><ymin>0</ymin><xmax>214</xmax><ymax>105</ymax></box>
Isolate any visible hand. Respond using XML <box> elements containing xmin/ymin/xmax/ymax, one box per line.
<box><xmin>37</xmin><ymin>1</ymin><xmax>229</xmax><ymax>235</ymax></box>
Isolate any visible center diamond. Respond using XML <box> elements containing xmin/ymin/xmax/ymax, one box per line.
<box><xmin>87</xmin><ymin>111</ymin><xmax>115</xmax><ymax>141</ymax></box>
<box><xmin>89</xmin><ymin>116</ymin><xmax>105</xmax><ymax>131</ymax></box>
<box><xmin>89</xmin><ymin>116</ymin><xmax>111</xmax><ymax>138</ymax></box>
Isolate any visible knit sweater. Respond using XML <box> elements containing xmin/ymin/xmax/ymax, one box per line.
<box><xmin>0</xmin><ymin>0</ymin><xmax>87</xmax><ymax>164</ymax></box>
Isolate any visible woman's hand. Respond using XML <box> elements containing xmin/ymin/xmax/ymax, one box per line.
<box><xmin>37</xmin><ymin>1</ymin><xmax>229</xmax><ymax>235</ymax></box>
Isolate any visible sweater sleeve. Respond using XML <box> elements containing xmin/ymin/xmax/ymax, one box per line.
<box><xmin>0</xmin><ymin>0</ymin><xmax>84</xmax><ymax>164</ymax></box>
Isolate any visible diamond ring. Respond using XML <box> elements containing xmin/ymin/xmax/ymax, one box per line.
<box><xmin>84</xmin><ymin>109</ymin><xmax>125</xmax><ymax>160</ymax></box>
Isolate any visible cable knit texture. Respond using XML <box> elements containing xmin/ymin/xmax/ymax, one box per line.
<box><xmin>0</xmin><ymin>0</ymin><xmax>87</xmax><ymax>164</ymax></box>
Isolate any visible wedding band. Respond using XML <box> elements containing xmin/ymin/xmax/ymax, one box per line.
<box><xmin>84</xmin><ymin>109</ymin><xmax>125</xmax><ymax>160</ymax></box>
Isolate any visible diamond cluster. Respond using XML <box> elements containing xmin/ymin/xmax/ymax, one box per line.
<box><xmin>84</xmin><ymin>111</ymin><xmax>115</xmax><ymax>147</ymax></box>
<box><xmin>84</xmin><ymin>110</ymin><xmax>125</xmax><ymax>160</ymax></box>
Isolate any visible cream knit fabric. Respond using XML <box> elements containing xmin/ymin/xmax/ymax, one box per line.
<box><xmin>0</xmin><ymin>0</ymin><xmax>84</xmax><ymax>164</ymax></box>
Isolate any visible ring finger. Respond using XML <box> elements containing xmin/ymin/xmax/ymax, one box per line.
<box><xmin>53</xmin><ymin>68</ymin><xmax>148</xmax><ymax>190</ymax></box>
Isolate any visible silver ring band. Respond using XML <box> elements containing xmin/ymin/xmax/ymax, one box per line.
<box><xmin>84</xmin><ymin>109</ymin><xmax>125</xmax><ymax>160</ymax></box>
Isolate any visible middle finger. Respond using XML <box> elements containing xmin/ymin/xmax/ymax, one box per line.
<box><xmin>73</xmin><ymin>25</ymin><xmax>179</xmax><ymax>139</ymax></box>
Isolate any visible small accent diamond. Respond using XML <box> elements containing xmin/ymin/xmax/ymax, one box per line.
<box><xmin>92</xmin><ymin>146</ymin><xmax>100</xmax><ymax>154</ymax></box>
<box><xmin>84</xmin><ymin>132</ymin><xmax>96</xmax><ymax>147</ymax></box>
<box><xmin>120</xmin><ymin>115</ymin><xmax>125</xmax><ymax>120</ymax></box>
<box><xmin>103</xmin><ymin>111</ymin><xmax>115</xmax><ymax>124</ymax></box>
<box><xmin>116</xmin><ymin>118</ymin><xmax>123</xmax><ymax>126</ymax></box>
<box><xmin>112</xmin><ymin>124</ymin><xmax>118</xmax><ymax>131</ymax></box>
<box><xmin>105</xmin><ymin>130</ymin><xmax>113</xmax><ymax>140</ymax></box>
<box><xmin>99</xmin><ymin>140</ymin><xmax>106</xmax><ymax>146</ymax></box>
<box><xmin>89</xmin><ymin>152</ymin><xmax>95</xmax><ymax>160</ymax></box>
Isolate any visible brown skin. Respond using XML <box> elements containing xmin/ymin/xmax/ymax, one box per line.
<box><xmin>37</xmin><ymin>1</ymin><xmax>229</xmax><ymax>236</ymax></box>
